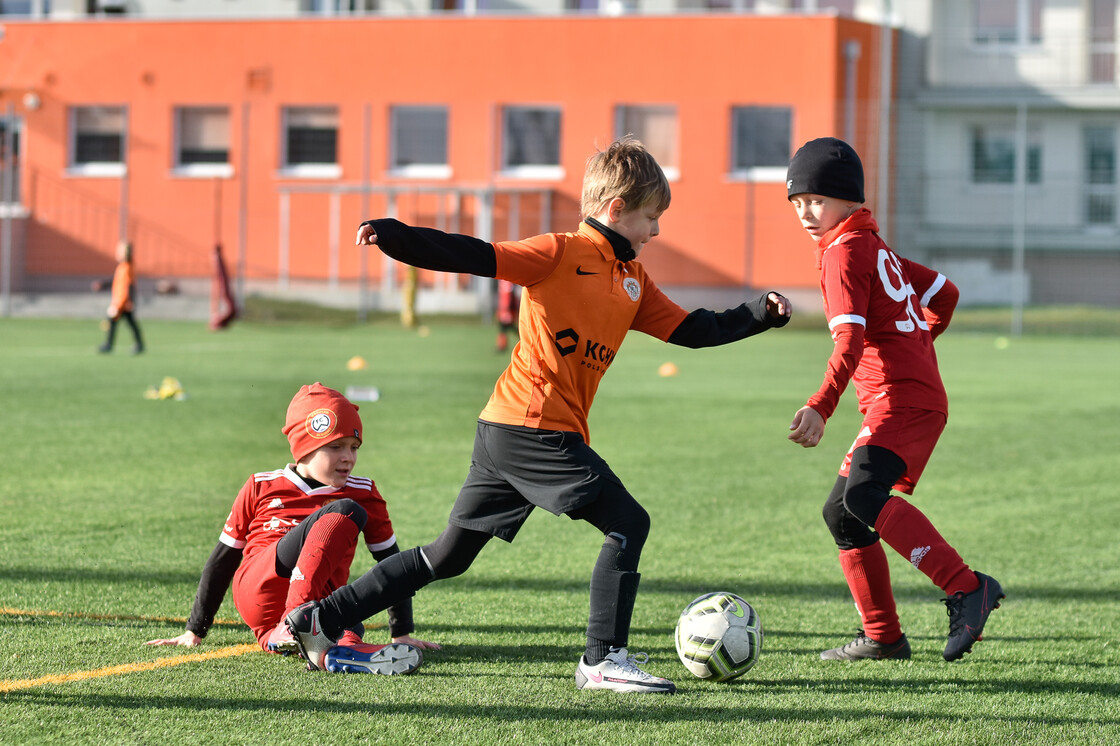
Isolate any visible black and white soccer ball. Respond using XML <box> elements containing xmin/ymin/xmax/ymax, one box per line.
<box><xmin>674</xmin><ymin>591</ymin><xmax>763</xmax><ymax>681</ymax></box>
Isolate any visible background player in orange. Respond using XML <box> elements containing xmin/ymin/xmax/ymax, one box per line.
<box><xmin>283</xmin><ymin>137</ymin><xmax>791</xmax><ymax>692</ymax></box>
<box><xmin>784</xmin><ymin>137</ymin><xmax>1003</xmax><ymax>662</ymax></box>
<box><xmin>145</xmin><ymin>383</ymin><xmax>439</xmax><ymax>674</ymax></box>
<box><xmin>98</xmin><ymin>240</ymin><xmax>144</xmax><ymax>354</ymax></box>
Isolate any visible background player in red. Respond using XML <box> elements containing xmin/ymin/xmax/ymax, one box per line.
<box><xmin>283</xmin><ymin>137</ymin><xmax>791</xmax><ymax>692</ymax></box>
<box><xmin>145</xmin><ymin>383</ymin><xmax>439</xmax><ymax>674</ymax></box>
<box><xmin>785</xmin><ymin>137</ymin><xmax>1004</xmax><ymax>662</ymax></box>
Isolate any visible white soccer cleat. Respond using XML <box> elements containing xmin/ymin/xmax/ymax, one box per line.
<box><xmin>324</xmin><ymin>643</ymin><xmax>423</xmax><ymax>675</ymax></box>
<box><xmin>574</xmin><ymin>647</ymin><xmax>676</xmax><ymax>694</ymax></box>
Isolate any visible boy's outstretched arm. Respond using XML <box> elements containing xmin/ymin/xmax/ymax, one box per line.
<box><xmin>667</xmin><ymin>292</ymin><xmax>791</xmax><ymax>348</ymax></box>
<box><xmin>145</xmin><ymin>543</ymin><xmax>242</xmax><ymax>646</ymax></box>
<box><xmin>357</xmin><ymin>219</ymin><xmax>497</xmax><ymax>277</ymax></box>
<box><xmin>787</xmin><ymin>323</ymin><xmax>864</xmax><ymax>448</ymax></box>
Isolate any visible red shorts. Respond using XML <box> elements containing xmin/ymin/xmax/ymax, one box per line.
<box><xmin>839</xmin><ymin>404</ymin><xmax>946</xmax><ymax>495</ymax></box>
<box><xmin>232</xmin><ymin>549</ymin><xmax>290</xmax><ymax>647</ymax></box>
<box><xmin>233</xmin><ymin>542</ymin><xmax>358</xmax><ymax>648</ymax></box>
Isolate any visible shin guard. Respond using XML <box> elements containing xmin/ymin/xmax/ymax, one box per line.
<box><xmin>320</xmin><ymin>546</ymin><xmax>434</xmax><ymax>637</ymax></box>
<box><xmin>586</xmin><ymin>568</ymin><xmax>641</xmax><ymax>651</ymax></box>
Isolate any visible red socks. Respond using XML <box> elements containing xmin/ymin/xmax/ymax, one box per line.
<box><xmin>284</xmin><ymin>512</ymin><xmax>361</xmax><ymax>612</ymax></box>
<box><xmin>838</xmin><ymin>543</ymin><xmax>902</xmax><ymax>645</ymax></box>
<box><xmin>874</xmin><ymin>496</ymin><xmax>979</xmax><ymax>597</ymax></box>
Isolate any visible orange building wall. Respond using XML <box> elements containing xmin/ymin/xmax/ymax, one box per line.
<box><xmin>0</xmin><ymin>15</ymin><xmax>887</xmax><ymax>294</ymax></box>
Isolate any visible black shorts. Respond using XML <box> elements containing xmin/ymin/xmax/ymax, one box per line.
<box><xmin>448</xmin><ymin>420</ymin><xmax>624</xmax><ymax>542</ymax></box>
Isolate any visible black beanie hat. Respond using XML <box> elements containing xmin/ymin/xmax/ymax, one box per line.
<box><xmin>786</xmin><ymin>137</ymin><xmax>865</xmax><ymax>203</ymax></box>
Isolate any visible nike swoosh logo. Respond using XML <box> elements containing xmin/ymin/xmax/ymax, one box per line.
<box><xmin>590</xmin><ymin>671</ymin><xmax>603</xmax><ymax>683</ymax></box>
<box><xmin>728</xmin><ymin>599</ymin><xmax>745</xmax><ymax>618</ymax></box>
<box><xmin>576</xmin><ymin>266</ymin><xmax>598</xmax><ymax>275</ymax></box>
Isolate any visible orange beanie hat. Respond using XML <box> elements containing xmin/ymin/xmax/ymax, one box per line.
<box><xmin>282</xmin><ymin>383</ymin><xmax>362</xmax><ymax>462</ymax></box>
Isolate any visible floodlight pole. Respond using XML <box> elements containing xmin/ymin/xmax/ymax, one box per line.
<box><xmin>358</xmin><ymin>103</ymin><xmax>371</xmax><ymax>321</ymax></box>
<box><xmin>118</xmin><ymin>104</ymin><xmax>130</xmax><ymax>243</ymax></box>
<box><xmin>1011</xmin><ymin>101</ymin><xmax>1027</xmax><ymax>336</ymax></box>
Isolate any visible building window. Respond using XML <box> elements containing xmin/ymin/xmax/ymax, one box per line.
<box><xmin>1089</xmin><ymin>0</ymin><xmax>1117</xmax><ymax>84</ymax></box>
<box><xmin>501</xmin><ymin>106</ymin><xmax>562</xmax><ymax>178</ymax></box>
<box><xmin>175</xmin><ymin>107</ymin><xmax>232</xmax><ymax>177</ymax></box>
<box><xmin>789</xmin><ymin>0</ymin><xmax>856</xmax><ymax>13</ymax></box>
<box><xmin>0</xmin><ymin>116</ymin><xmax>19</xmax><ymax>205</ymax></box>
<box><xmin>0</xmin><ymin>1</ymin><xmax>37</xmax><ymax>15</ymax></box>
<box><xmin>70</xmin><ymin>106</ymin><xmax>126</xmax><ymax>175</ymax></box>
<box><xmin>1085</xmin><ymin>126</ymin><xmax>1116</xmax><ymax>225</ymax></box>
<box><xmin>974</xmin><ymin>0</ymin><xmax>1043</xmax><ymax>45</ymax></box>
<box><xmin>730</xmin><ymin>105</ymin><xmax>791</xmax><ymax>179</ymax></box>
<box><xmin>389</xmin><ymin>105</ymin><xmax>450</xmax><ymax>178</ymax></box>
<box><xmin>970</xmin><ymin>125</ymin><xmax>1042</xmax><ymax>184</ymax></box>
<box><xmin>282</xmin><ymin>106</ymin><xmax>339</xmax><ymax>176</ymax></box>
<box><xmin>616</xmin><ymin>105</ymin><xmax>679</xmax><ymax>180</ymax></box>
<box><xmin>564</xmin><ymin>0</ymin><xmax>601</xmax><ymax>11</ymax></box>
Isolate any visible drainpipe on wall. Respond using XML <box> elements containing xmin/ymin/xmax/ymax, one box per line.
<box><xmin>1</xmin><ymin>103</ymin><xmax>12</xmax><ymax>317</ymax></box>
<box><xmin>843</xmin><ymin>39</ymin><xmax>861</xmax><ymax>145</ymax></box>
<box><xmin>877</xmin><ymin>0</ymin><xmax>894</xmax><ymax>243</ymax></box>
<box><xmin>237</xmin><ymin>101</ymin><xmax>249</xmax><ymax>305</ymax></box>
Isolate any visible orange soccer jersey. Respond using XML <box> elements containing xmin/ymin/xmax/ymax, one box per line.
<box><xmin>109</xmin><ymin>259</ymin><xmax>134</xmax><ymax>316</ymax></box>
<box><xmin>481</xmin><ymin>223</ymin><xmax>688</xmax><ymax>442</ymax></box>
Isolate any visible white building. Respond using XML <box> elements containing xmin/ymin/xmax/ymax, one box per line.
<box><xmin>890</xmin><ymin>0</ymin><xmax>1119</xmax><ymax>307</ymax></box>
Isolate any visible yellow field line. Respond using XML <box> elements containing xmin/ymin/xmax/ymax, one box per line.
<box><xmin>0</xmin><ymin>644</ymin><xmax>260</xmax><ymax>693</ymax></box>
<box><xmin>1</xmin><ymin>607</ymin><xmax>257</xmax><ymax>693</ymax></box>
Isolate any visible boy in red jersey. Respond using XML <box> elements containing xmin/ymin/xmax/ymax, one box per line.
<box><xmin>283</xmin><ymin>137</ymin><xmax>791</xmax><ymax>692</ymax></box>
<box><xmin>785</xmin><ymin>137</ymin><xmax>1003</xmax><ymax>661</ymax></box>
<box><xmin>145</xmin><ymin>383</ymin><xmax>439</xmax><ymax>674</ymax></box>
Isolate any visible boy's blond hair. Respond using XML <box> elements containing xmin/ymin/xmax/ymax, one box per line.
<box><xmin>580</xmin><ymin>136</ymin><xmax>671</xmax><ymax>219</ymax></box>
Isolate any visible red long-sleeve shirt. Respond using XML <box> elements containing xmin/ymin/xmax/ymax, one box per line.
<box><xmin>807</xmin><ymin>209</ymin><xmax>959</xmax><ymax>421</ymax></box>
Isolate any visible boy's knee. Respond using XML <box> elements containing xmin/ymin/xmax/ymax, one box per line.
<box><xmin>326</xmin><ymin>498</ymin><xmax>368</xmax><ymax>529</ymax></box>
<box><xmin>842</xmin><ymin>482</ymin><xmax>890</xmax><ymax>527</ymax></box>
<box><xmin>822</xmin><ymin>499</ymin><xmax>847</xmax><ymax>537</ymax></box>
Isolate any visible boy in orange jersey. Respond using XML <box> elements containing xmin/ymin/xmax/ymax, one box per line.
<box><xmin>98</xmin><ymin>241</ymin><xmax>144</xmax><ymax>354</ymax></box>
<box><xmin>283</xmin><ymin>137</ymin><xmax>791</xmax><ymax>692</ymax></box>
<box><xmin>145</xmin><ymin>383</ymin><xmax>439</xmax><ymax>674</ymax></box>
<box><xmin>784</xmin><ymin>137</ymin><xmax>1003</xmax><ymax>662</ymax></box>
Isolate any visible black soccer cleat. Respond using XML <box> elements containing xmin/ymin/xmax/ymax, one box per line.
<box><xmin>820</xmin><ymin>630</ymin><xmax>912</xmax><ymax>660</ymax></box>
<box><xmin>943</xmin><ymin>572</ymin><xmax>1004</xmax><ymax>661</ymax></box>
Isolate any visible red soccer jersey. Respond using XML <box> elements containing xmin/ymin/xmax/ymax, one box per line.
<box><xmin>807</xmin><ymin>209</ymin><xmax>957</xmax><ymax>420</ymax></box>
<box><xmin>481</xmin><ymin>222</ymin><xmax>689</xmax><ymax>442</ymax></box>
<box><xmin>219</xmin><ymin>465</ymin><xmax>396</xmax><ymax>560</ymax></box>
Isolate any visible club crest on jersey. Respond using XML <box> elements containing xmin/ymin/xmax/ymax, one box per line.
<box><xmin>305</xmin><ymin>408</ymin><xmax>337</xmax><ymax>439</ymax></box>
<box><xmin>623</xmin><ymin>277</ymin><xmax>641</xmax><ymax>302</ymax></box>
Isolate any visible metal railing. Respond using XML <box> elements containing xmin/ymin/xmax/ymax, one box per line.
<box><xmin>275</xmin><ymin>182</ymin><xmax>555</xmax><ymax>319</ymax></box>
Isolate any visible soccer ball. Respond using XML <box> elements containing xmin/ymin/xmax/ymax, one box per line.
<box><xmin>674</xmin><ymin>592</ymin><xmax>763</xmax><ymax>681</ymax></box>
